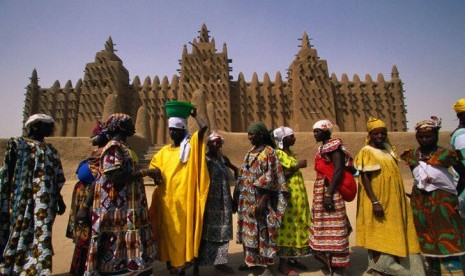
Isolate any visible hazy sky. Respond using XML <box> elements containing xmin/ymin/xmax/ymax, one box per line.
<box><xmin>1</xmin><ymin>1</ymin><xmax>464</xmax><ymax>138</ymax></box>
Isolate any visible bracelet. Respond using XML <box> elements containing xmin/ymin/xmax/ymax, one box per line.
<box><xmin>324</xmin><ymin>193</ymin><xmax>332</xmax><ymax>197</ymax></box>
<box><xmin>82</xmin><ymin>202</ymin><xmax>89</xmax><ymax>208</ymax></box>
<box><xmin>372</xmin><ymin>201</ymin><xmax>380</xmax><ymax>205</ymax></box>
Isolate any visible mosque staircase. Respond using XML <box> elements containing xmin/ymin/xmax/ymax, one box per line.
<box><xmin>139</xmin><ymin>144</ymin><xmax>164</xmax><ymax>185</ymax></box>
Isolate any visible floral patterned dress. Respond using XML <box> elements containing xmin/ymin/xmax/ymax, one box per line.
<box><xmin>235</xmin><ymin>145</ymin><xmax>288</xmax><ymax>266</ymax></box>
<box><xmin>85</xmin><ymin>140</ymin><xmax>156</xmax><ymax>275</ymax></box>
<box><xmin>0</xmin><ymin>137</ymin><xmax>65</xmax><ymax>275</ymax></box>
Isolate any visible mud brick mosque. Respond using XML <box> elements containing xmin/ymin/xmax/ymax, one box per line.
<box><xmin>22</xmin><ymin>24</ymin><xmax>407</xmax><ymax>145</ymax></box>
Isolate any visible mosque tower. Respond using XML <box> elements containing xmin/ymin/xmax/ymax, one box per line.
<box><xmin>178</xmin><ymin>23</ymin><xmax>233</xmax><ymax>131</ymax></box>
<box><xmin>287</xmin><ymin>31</ymin><xmax>337</xmax><ymax>131</ymax></box>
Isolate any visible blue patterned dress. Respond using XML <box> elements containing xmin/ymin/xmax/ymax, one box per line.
<box><xmin>0</xmin><ymin>137</ymin><xmax>65</xmax><ymax>275</ymax></box>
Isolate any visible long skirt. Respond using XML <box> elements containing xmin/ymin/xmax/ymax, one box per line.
<box><xmin>197</xmin><ymin>241</ymin><xmax>229</xmax><ymax>265</ymax></box>
<box><xmin>309</xmin><ymin>177</ymin><xmax>350</xmax><ymax>269</ymax></box>
<box><xmin>67</xmin><ymin>181</ymin><xmax>92</xmax><ymax>275</ymax></box>
<box><xmin>368</xmin><ymin>250</ymin><xmax>425</xmax><ymax>275</ymax></box>
<box><xmin>410</xmin><ymin>186</ymin><xmax>465</xmax><ymax>257</ymax></box>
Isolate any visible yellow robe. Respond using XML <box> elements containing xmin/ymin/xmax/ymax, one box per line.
<box><xmin>148</xmin><ymin>132</ymin><xmax>210</xmax><ymax>267</ymax></box>
<box><xmin>354</xmin><ymin>144</ymin><xmax>420</xmax><ymax>257</ymax></box>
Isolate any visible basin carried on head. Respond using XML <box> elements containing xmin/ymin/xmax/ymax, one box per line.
<box><xmin>165</xmin><ymin>101</ymin><xmax>195</xmax><ymax>118</ymax></box>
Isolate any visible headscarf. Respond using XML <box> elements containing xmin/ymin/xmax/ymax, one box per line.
<box><xmin>91</xmin><ymin>121</ymin><xmax>105</xmax><ymax>138</ymax></box>
<box><xmin>415</xmin><ymin>116</ymin><xmax>442</xmax><ymax>131</ymax></box>
<box><xmin>312</xmin><ymin>119</ymin><xmax>333</xmax><ymax>132</ymax></box>
<box><xmin>105</xmin><ymin>113</ymin><xmax>132</xmax><ymax>133</ymax></box>
<box><xmin>25</xmin><ymin>113</ymin><xmax>54</xmax><ymax>128</ymax></box>
<box><xmin>167</xmin><ymin>117</ymin><xmax>190</xmax><ymax>163</ymax></box>
<box><xmin>247</xmin><ymin>122</ymin><xmax>276</xmax><ymax>148</ymax></box>
<box><xmin>207</xmin><ymin>131</ymin><xmax>224</xmax><ymax>144</ymax></box>
<box><xmin>273</xmin><ymin>126</ymin><xmax>294</xmax><ymax>149</ymax></box>
<box><xmin>365</xmin><ymin>116</ymin><xmax>391</xmax><ymax>146</ymax></box>
<box><xmin>367</xmin><ymin>116</ymin><xmax>386</xmax><ymax>133</ymax></box>
<box><xmin>168</xmin><ymin>117</ymin><xmax>188</xmax><ymax>129</ymax></box>
<box><xmin>453</xmin><ymin>98</ymin><xmax>465</xmax><ymax>113</ymax></box>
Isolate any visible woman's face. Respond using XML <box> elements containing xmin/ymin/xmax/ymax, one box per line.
<box><xmin>121</xmin><ymin>119</ymin><xmax>136</xmax><ymax>137</ymax></box>
<box><xmin>207</xmin><ymin>139</ymin><xmax>222</xmax><ymax>153</ymax></box>
<box><xmin>369</xmin><ymin>127</ymin><xmax>388</xmax><ymax>148</ymax></box>
<box><xmin>458</xmin><ymin>112</ymin><xmax>465</xmax><ymax>126</ymax></box>
<box><xmin>248</xmin><ymin>132</ymin><xmax>263</xmax><ymax>146</ymax></box>
<box><xmin>91</xmin><ymin>133</ymin><xmax>108</xmax><ymax>147</ymax></box>
<box><xmin>31</xmin><ymin>122</ymin><xmax>55</xmax><ymax>137</ymax></box>
<box><xmin>283</xmin><ymin>134</ymin><xmax>296</xmax><ymax>147</ymax></box>
<box><xmin>313</xmin><ymin>129</ymin><xmax>330</xmax><ymax>142</ymax></box>
<box><xmin>416</xmin><ymin>129</ymin><xmax>438</xmax><ymax>149</ymax></box>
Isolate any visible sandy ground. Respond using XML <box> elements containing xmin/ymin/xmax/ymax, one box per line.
<box><xmin>51</xmin><ymin>180</ymin><xmax>372</xmax><ymax>276</ymax></box>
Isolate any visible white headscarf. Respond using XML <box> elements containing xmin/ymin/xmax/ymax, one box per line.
<box><xmin>273</xmin><ymin>126</ymin><xmax>294</xmax><ymax>149</ymax></box>
<box><xmin>25</xmin><ymin>114</ymin><xmax>54</xmax><ymax>128</ymax></box>
<box><xmin>168</xmin><ymin>117</ymin><xmax>190</xmax><ymax>163</ymax></box>
<box><xmin>168</xmin><ymin>117</ymin><xmax>188</xmax><ymax>129</ymax></box>
<box><xmin>312</xmin><ymin>119</ymin><xmax>333</xmax><ymax>132</ymax></box>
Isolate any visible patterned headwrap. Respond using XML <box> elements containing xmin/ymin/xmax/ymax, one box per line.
<box><xmin>207</xmin><ymin>131</ymin><xmax>224</xmax><ymax>144</ymax></box>
<box><xmin>415</xmin><ymin>116</ymin><xmax>442</xmax><ymax>131</ymax></box>
<box><xmin>91</xmin><ymin>121</ymin><xmax>105</xmax><ymax>138</ymax></box>
<box><xmin>105</xmin><ymin>113</ymin><xmax>132</xmax><ymax>133</ymax></box>
<box><xmin>273</xmin><ymin>126</ymin><xmax>294</xmax><ymax>149</ymax></box>
<box><xmin>367</xmin><ymin>116</ymin><xmax>386</xmax><ymax>133</ymax></box>
<box><xmin>312</xmin><ymin>119</ymin><xmax>333</xmax><ymax>132</ymax></box>
<box><xmin>248</xmin><ymin>122</ymin><xmax>268</xmax><ymax>135</ymax></box>
<box><xmin>247</xmin><ymin>122</ymin><xmax>276</xmax><ymax>148</ymax></box>
<box><xmin>453</xmin><ymin>98</ymin><xmax>465</xmax><ymax>113</ymax></box>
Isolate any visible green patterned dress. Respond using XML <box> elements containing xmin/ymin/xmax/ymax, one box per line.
<box><xmin>275</xmin><ymin>149</ymin><xmax>312</xmax><ymax>258</ymax></box>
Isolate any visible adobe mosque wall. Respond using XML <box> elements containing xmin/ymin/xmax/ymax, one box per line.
<box><xmin>22</xmin><ymin>23</ymin><xmax>407</xmax><ymax>150</ymax></box>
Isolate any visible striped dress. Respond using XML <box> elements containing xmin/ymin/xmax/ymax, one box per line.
<box><xmin>309</xmin><ymin>138</ymin><xmax>351</xmax><ymax>269</ymax></box>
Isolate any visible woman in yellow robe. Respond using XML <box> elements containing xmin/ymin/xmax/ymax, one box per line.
<box><xmin>354</xmin><ymin>117</ymin><xmax>425</xmax><ymax>275</ymax></box>
<box><xmin>148</xmin><ymin>109</ymin><xmax>209</xmax><ymax>276</ymax></box>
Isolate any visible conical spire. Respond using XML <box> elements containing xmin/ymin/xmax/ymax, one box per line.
<box><xmin>105</xmin><ymin>36</ymin><xmax>115</xmax><ymax>53</ymax></box>
<box><xmin>199</xmin><ymin>23</ymin><xmax>210</xmax><ymax>43</ymax></box>
<box><xmin>391</xmin><ymin>65</ymin><xmax>399</xmax><ymax>79</ymax></box>
<box><xmin>30</xmin><ymin>68</ymin><xmax>39</xmax><ymax>84</ymax></box>
<box><xmin>301</xmin><ymin>31</ymin><xmax>311</xmax><ymax>50</ymax></box>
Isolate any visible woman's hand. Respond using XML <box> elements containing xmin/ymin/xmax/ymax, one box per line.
<box><xmin>56</xmin><ymin>195</ymin><xmax>66</xmax><ymax>215</ymax></box>
<box><xmin>75</xmin><ymin>206</ymin><xmax>90</xmax><ymax>225</ymax></box>
<box><xmin>190</xmin><ymin>107</ymin><xmax>197</xmax><ymax>118</ymax></box>
<box><xmin>372</xmin><ymin>202</ymin><xmax>384</xmax><ymax>217</ymax></box>
<box><xmin>297</xmin><ymin>159</ymin><xmax>307</xmax><ymax>169</ymax></box>
<box><xmin>146</xmin><ymin>168</ymin><xmax>162</xmax><ymax>185</ymax></box>
<box><xmin>256</xmin><ymin>193</ymin><xmax>270</xmax><ymax>219</ymax></box>
<box><xmin>323</xmin><ymin>193</ymin><xmax>334</xmax><ymax>212</ymax></box>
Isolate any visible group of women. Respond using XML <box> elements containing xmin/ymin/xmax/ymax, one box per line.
<box><xmin>230</xmin><ymin>98</ymin><xmax>465</xmax><ymax>276</ymax></box>
<box><xmin>0</xmin><ymin>98</ymin><xmax>464</xmax><ymax>276</ymax></box>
